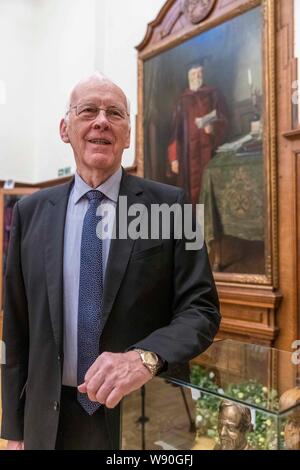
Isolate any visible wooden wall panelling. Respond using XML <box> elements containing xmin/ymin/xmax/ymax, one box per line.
<box><xmin>217</xmin><ymin>285</ymin><xmax>281</xmax><ymax>345</ymax></box>
<box><xmin>0</xmin><ymin>188</ymin><xmax>40</xmax><ymax>339</ymax></box>
<box><xmin>297</xmin><ymin>152</ymin><xmax>300</xmax><ymax>346</ymax></box>
<box><xmin>277</xmin><ymin>0</ymin><xmax>299</xmax><ymax>354</ymax></box>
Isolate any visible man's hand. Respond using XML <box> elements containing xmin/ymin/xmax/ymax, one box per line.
<box><xmin>171</xmin><ymin>160</ymin><xmax>179</xmax><ymax>174</ymax></box>
<box><xmin>78</xmin><ymin>351</ymin><xmax>152</xmax><ymax>409</ymax></box>
<box><xmin>204</xmin><ymin>124</ymin><xmax>214</xmax><ymax>134</ymax></box>
<box><xmin>6</xmin><ymin>441</ymin><xmax>24</xmax><ymax>450</ymax></box>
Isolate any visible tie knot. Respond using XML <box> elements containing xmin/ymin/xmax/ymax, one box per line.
<box><xmin>85</xmin><ymin>190</ymin><xmax>104</xmax><ymax>203</ymax></box>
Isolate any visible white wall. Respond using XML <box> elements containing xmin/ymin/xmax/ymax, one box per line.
<box><xmin>96</xmin><ymin>0</ymin><xmax>165</xmax><ymax>168</ymax></box>
<box><xmin>0</xmin><ymin>0</ymin><xmax>36</xmax><ymax>182</ymax></box>
<box><xmin>0</xmin><ymin>0</ymin><xmax>165</xmax><ymax>183</ymax></box>
<box><xmin>33</xmin><ymin>0</ymin><xmax>97</xmax><ymax>181</ymax></box>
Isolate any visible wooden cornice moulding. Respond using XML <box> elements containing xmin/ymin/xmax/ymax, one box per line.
<box><xmin>0</xmin><ymin>164</ymin><xmax>136</xmax><ymax>189</ymax></box>
<box><xmin>217</xmin><ymin>284</ymin><xmax>283</xmax><ymax>308</ymax></box>
<box><xmin>217</xmin><ymin>284</ymin><xmax>282</xmax><ymax>344</ymax></box>
<box><xmin>0</xmin><ymin>177</ymin><xmax>72</xmax><ymax>188</ymax></box>
<box><xmin>282</xmin><ymin>129</ymin><xmax>300</xmax><ymax>140</ymax></box>
<box><xmin>0</xmin><ymin>180</ymin><xmax>35</xmax><ymax>188</ymax></box>
<box><xmin>219</xmin><ymin>318</ymin><xmax>279</xmax><ymax>342</ymax></box>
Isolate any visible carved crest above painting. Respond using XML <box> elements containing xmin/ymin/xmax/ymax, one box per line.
<box><xmin>182</xmin><ymin>0</ymin><xmax>217</xmax><ymax>24</ymax></box>
<box><xmin>137</xmin><ymin>0</ymin><xmax>261</xmax><ymax>54</ymax></box>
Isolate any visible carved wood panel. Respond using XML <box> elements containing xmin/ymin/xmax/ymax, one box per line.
<box><xmin>137</xmin><ymin>0</ymin><xmax>261</xmax><ymax>57</ymax></box>
<box><xmin>296</xmin><ymin>151</ymin><xmax>300</xmax><ymax>343</ymax></box>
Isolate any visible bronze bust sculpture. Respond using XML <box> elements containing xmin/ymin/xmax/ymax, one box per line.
<box><xmin>214</xmin><ymin>400</ymin><xmax>253</xmax><ymax>450</ymax></box>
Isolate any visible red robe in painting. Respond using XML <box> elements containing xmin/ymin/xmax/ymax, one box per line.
<box><xmin>168</xmin><ymin>85</ymin><xmax>229</xmax><ymax>205</ymax></box>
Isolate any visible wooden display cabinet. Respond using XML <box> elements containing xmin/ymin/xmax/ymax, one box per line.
<box><xmin>0</xmin><ymin>188</ymin><xmax>39</xmax><ymax>336</ymax></box>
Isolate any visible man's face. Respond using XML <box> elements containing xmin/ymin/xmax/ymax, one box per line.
<box><xmin>188</xmin><ymin>66</ymin><xmax>204</xmax><ymax>91</ymax></box>
<box><xmin>60</xmin><ymin>79</ymin><xmax>130</xmax><ymax>177</ymax></box>
<box><xmin>218</xmin><ymin>406</ymin><xmax>247</xmax><ymax>450</ymax></box>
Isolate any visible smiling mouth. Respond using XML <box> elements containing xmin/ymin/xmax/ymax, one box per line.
<box><xmin>88</xmin><ymin>139</ymin><xmax>112</xmax><ymax>145</ymax></box>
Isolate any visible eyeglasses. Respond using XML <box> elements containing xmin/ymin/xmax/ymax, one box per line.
<box><xmin>68</xmin><ymin>104</ymin><xmax>129</xmax><ymax>123</ymax></box>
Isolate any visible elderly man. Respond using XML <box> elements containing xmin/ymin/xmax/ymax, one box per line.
<box><xmin>1</xmin><ymin>73</ymin><xmax>220</xmax><ymax>450</ymax></box>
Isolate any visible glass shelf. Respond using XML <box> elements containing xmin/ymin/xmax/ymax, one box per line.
<box><xmin>165</xmin><ymin>339</ymin><xmax>300</xmax><ymax>415</ymax></box>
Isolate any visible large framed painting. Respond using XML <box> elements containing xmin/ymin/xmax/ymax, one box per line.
<box><xmin>136</xmin><ymin>0</ymin><xmax>277</xmax><ymax>286</ymax></box>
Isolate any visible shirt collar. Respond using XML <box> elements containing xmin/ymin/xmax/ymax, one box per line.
<box><xmin>73</xmin><ymin>167</ymin><xmax>122</xmax><ymax>204</ymax></box>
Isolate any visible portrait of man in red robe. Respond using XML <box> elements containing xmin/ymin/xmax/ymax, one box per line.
<box><xmin>167</xmin><ymin>64</ymin><xmax>229</xmax><ymax>205</ymax></box>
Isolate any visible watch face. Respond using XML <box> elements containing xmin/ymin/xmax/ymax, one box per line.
<box><xmin>144</xmin><ymin>351</ymin><xmax>157</xmax><ymax>365</ymax></box>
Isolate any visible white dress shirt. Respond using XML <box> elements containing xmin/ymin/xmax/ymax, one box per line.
<box><xmin>62</xmin><ymin>167</ymin><xmax>122</xmax><ymax>386</ymax></box>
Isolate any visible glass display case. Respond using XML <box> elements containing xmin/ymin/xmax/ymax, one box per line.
<box><xmin>121</xmin><ymin>340</ymin><xmax>300</xmax><ymax>450</ymax></box>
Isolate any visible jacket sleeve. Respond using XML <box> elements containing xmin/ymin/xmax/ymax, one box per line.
<box><xmin>129</xmin><ymin>190</ymin><xmax>221</xmax><ymax>367</ymax></box>
<box><xmin>1</xmin><ymin>202</ymin><xmax>29</xmax><ymax>441</ymax></box>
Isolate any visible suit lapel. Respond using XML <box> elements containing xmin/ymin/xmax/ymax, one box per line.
<box><xmin>101</xmin><ymin>171</ymin><xmax>146</xmax><ymax>330</ymax></box>
<box><xmin>44</xmin><ymin>179</ymin><xmax>74</xmax><ymax>353</ymax></box>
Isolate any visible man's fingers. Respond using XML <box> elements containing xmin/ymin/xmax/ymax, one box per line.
<box><xmin>85</xmin><ymin>371</ymin><xmax>106</xmax><ymax>402</ymax></box>
<box><xmin>95</xmin><ymin>380</ymin><xmax>115</xmax><ymax>405</ymax></box>
<box><xmin>78</xmin><ymin>383</ymin><xmax>87</xmax><ymax>393</ymax></box>
<box><xmin>171</xmin><ymin>160</ymin><xmax>179</xmax><ymax>174</ymax></box>
<box><xmin>84</xmin><ymin>362</ymin><xmax>101</xmax><ymax>383</ymax></box>
<box><xmin>105</xmin><ymin>387</ymin><xmax>123</xmax><ymax>409</ymax></box>
<box><xmin>84</xmin><ymin>352</ymin><xmax>110</xmax><ymax>382</ymax></box>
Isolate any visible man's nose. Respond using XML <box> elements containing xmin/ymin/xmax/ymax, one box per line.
<box><xmin>92</xmin><ymin>110</ymin><xmax>110</xmax><ymax>129</ymax></box>
<box><xmin>220</xmin><ymin>425</ymin><xmax>228</xmax><ymax>436</ymax></box>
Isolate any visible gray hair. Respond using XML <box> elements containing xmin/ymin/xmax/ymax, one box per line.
<box><xmin>64</xmin><ymin>71</ymin><xmax>131</xmax><ymax>123</ymax></box>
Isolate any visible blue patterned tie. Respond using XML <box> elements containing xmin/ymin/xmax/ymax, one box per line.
<box><xmin>77</xmin><ymin>190</ymin><xmax>104</xmax><ymax>414</ymax></box>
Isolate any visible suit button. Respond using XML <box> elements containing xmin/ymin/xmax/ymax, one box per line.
<box><xmin>53</xmin><ymin>401</ymin><xmax>59</xmax><ymax>411</ymax></box>
<box><xmin>57</xmin><ymin>355</ymin><xmax>61</xmax><ymax>361</ymax></box>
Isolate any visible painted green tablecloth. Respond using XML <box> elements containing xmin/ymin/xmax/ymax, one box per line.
<box><xmin>199</xmin><ymin>150</ymin><xmax>265</xmax><ymax>246</ymax></box>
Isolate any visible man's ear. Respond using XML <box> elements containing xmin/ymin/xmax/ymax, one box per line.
<box><xmin>125</xmin><ymin>127</ymin><xmax>131</xmax><ymax>149</ymax></box>
<box><xmin>59</xmin><ymin>118</ymin><xmax>70</xmax><ymax>143</ymax></box>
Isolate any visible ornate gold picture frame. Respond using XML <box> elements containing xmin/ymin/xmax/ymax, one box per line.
<box><xmin>136</xmin><ymin>0</ymin><xmax>277</xmax><ymax>287</ymax></box>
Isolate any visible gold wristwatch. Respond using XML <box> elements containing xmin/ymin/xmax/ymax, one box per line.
<box><xmin>134</xmin><ymin>349</ymin><xmax>161</xmax><ymax>377</ymax></box>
